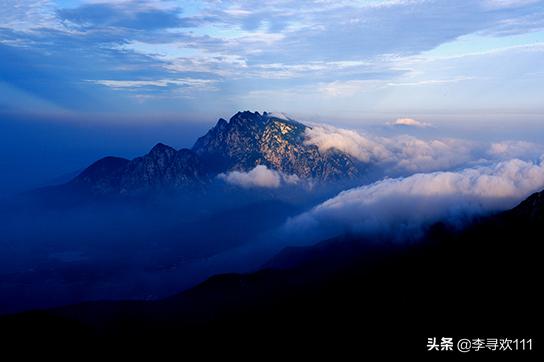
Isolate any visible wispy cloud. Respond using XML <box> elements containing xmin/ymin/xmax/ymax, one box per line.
<box><xmin>386</xmin><ymin>76</ymin><xmax>475</xmax><ymax>87</ymax></box>
<box><xmin>1</xmin><ymin>0</ymin><xmax>544</xmax><ymax>116</ymax></box>
<box><xmin>0</xmin><ymin>0</ymin><xmax>61</xmax><ymax>32</ymax></box>
<box><xmin>89</xmin><ymin>78</ymin><xmax>218</xmax><ymax>90</ymax></box>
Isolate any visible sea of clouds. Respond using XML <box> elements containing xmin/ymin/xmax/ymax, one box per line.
<box><xmin>299</xmin><ymin>123</ymin><xmax>544</xmax><ymax>242</ymax></box>
<box><xmin>304</xmin><ymin>124</ymin><xmax>544</xmax><ymax>174</ymax></box>
<box><xmin>285</xmin><ymin>157</ymin><xmax>544</xmax><ymax>242</ymax></box>
<box><xmin>214</xmin><ymin>122</ymin><xmax>544</xmax><ymax>243</ymax></box>
<box><xmin>218</xmin><ymin>122</ymin><xmax>544</xmax><ymax>186</ymax></box>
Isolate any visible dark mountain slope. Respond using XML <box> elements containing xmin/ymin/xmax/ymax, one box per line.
<box><xmin>67</xmin><ymin>144</ymin><xmax>208</xmax><ymax>195</ymax></box>
<box><xmin>72</xmin><ymin>156</ymin><xmax>129</xmax><ymax>186</ymax></box>
<box><xmin>1</xmin><ymin>190</ymin><xmax>541</xmax><ymax>357</ymax></box>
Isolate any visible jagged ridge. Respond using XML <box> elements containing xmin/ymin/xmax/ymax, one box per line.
<box><xmin>69</xmin><ymin>111</ymin><xmax>362</xmax><ymax>195</ymax></box>
<box><xmin>192</xmin><ymin>111</ymin><xmax>360</xmax><ymax>180</ymax></box>
<box><xmin>70</xmin><ymin>144</ymin><xmax>207</xmax><ymax>195</ymax></box>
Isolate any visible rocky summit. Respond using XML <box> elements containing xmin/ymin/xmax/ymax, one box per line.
<box><xmin>193</xmin><ymin>111</ymin><xmax>359</xmax><ymax>180</ymax></box>
<box><xmin>68</xmin><ymin>111</ymin><xmax>362</xmax><ymax>195</ymax></box>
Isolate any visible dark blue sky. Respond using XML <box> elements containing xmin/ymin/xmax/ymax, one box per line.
<box><xmin>0</xmin><ymin>114</ymin><xmax>210</xmax><ymax>195</ymax></box>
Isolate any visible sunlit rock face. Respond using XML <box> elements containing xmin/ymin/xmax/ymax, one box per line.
<box><xmin>69</xmin><ymin>111</ymin><xmax>362</xmax><ymax>195</ymax></box>
<box><xmin>193</xmin><ymin>111</ymin><xmax>360</xmax><ymax>181</ymax></box>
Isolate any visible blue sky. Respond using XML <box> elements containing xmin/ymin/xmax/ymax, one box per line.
<box><xmin>1</xmin><ymin>0</ymin><xmax>543</xmax><ymax>122</ymax></box>
<box><xmin>1</xmin><ymin>0</ymin><xmax>544</xmax><ymax>195</ymax></box>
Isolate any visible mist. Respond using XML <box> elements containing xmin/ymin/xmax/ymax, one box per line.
<box><xmin>2</xmin><ymin>115</ymin><xmax>544</xmax><ymax>315</ymax></box>
<box><xmin>0</xmin><ymin>164</ymin><xmax>350</xmax><ymax>314</ymax></box>
<box><xmin>285</xmin><ymin>156</ymin><xmax>544</xmax><ymax>244</ymax></box>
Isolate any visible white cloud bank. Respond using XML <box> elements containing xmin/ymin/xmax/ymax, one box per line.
<box><xmin>218</xmin><ymin>165</ymin><xmax>299</xmax><ymax>188</ymax></box>
<box><xmin>304</xmin><ymin>124</ymin><xmax>544</xmax><ymax>174</ymax></box>
<box><xmin>304</xmin><ymin>124</ymin><xmax>392</xmax><ymax>164</ymax></box>
<box><xmin>304</xmin><ymin>124</ymin><xmax>476</xmax><ymax>173</ymax></box>
<box><xmin>286</xmin><ymin>157</ymin><xmax>544</xmax><ymax>242</ymax></box>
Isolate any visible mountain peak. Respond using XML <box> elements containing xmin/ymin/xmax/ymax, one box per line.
<box><xmin>216</xmin><ymin>118</ymin><xmax>228</xmax><ymax>128</ymax></box>
<box><xmin>73</xmin><ymin>156</ymin><xmax>129</xmax><ymax>186</ymax></box>
<box><xmin>149</xmin><ymin>142</ymin><xmax>176</xmax><ymax>155</ymax></box>
<box><xmin>216</xmin><ymin>111</ymin><xmax>300</xmax><ymax>128</ymax></box>
<box><xmin>68</xmin><ymin>111</ymin><xmax>362</xmax><ymax>195</ymax></box>
<box><xmin>264</xmin><ymin>112</ymin><xmax>294</xmax><ymax>122</ymax></box>
<box><xmin>69</xmin><ymin>143</ymin><xmax>206</xmax><ymax>195</ymax></box>
<box><xmin>192</xmin><ymin>111</ymin><xmax>360</xmax><ymax>180</ymax></box>
<box><xmin>232</xmin><ymin>110</ymin><xmax>261</xmax><ymax>118</ymax></box>
<box><xmin>228</xmin><ymin>110</ymin><xmax>267</xmax><ymax>126</ymax></box>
